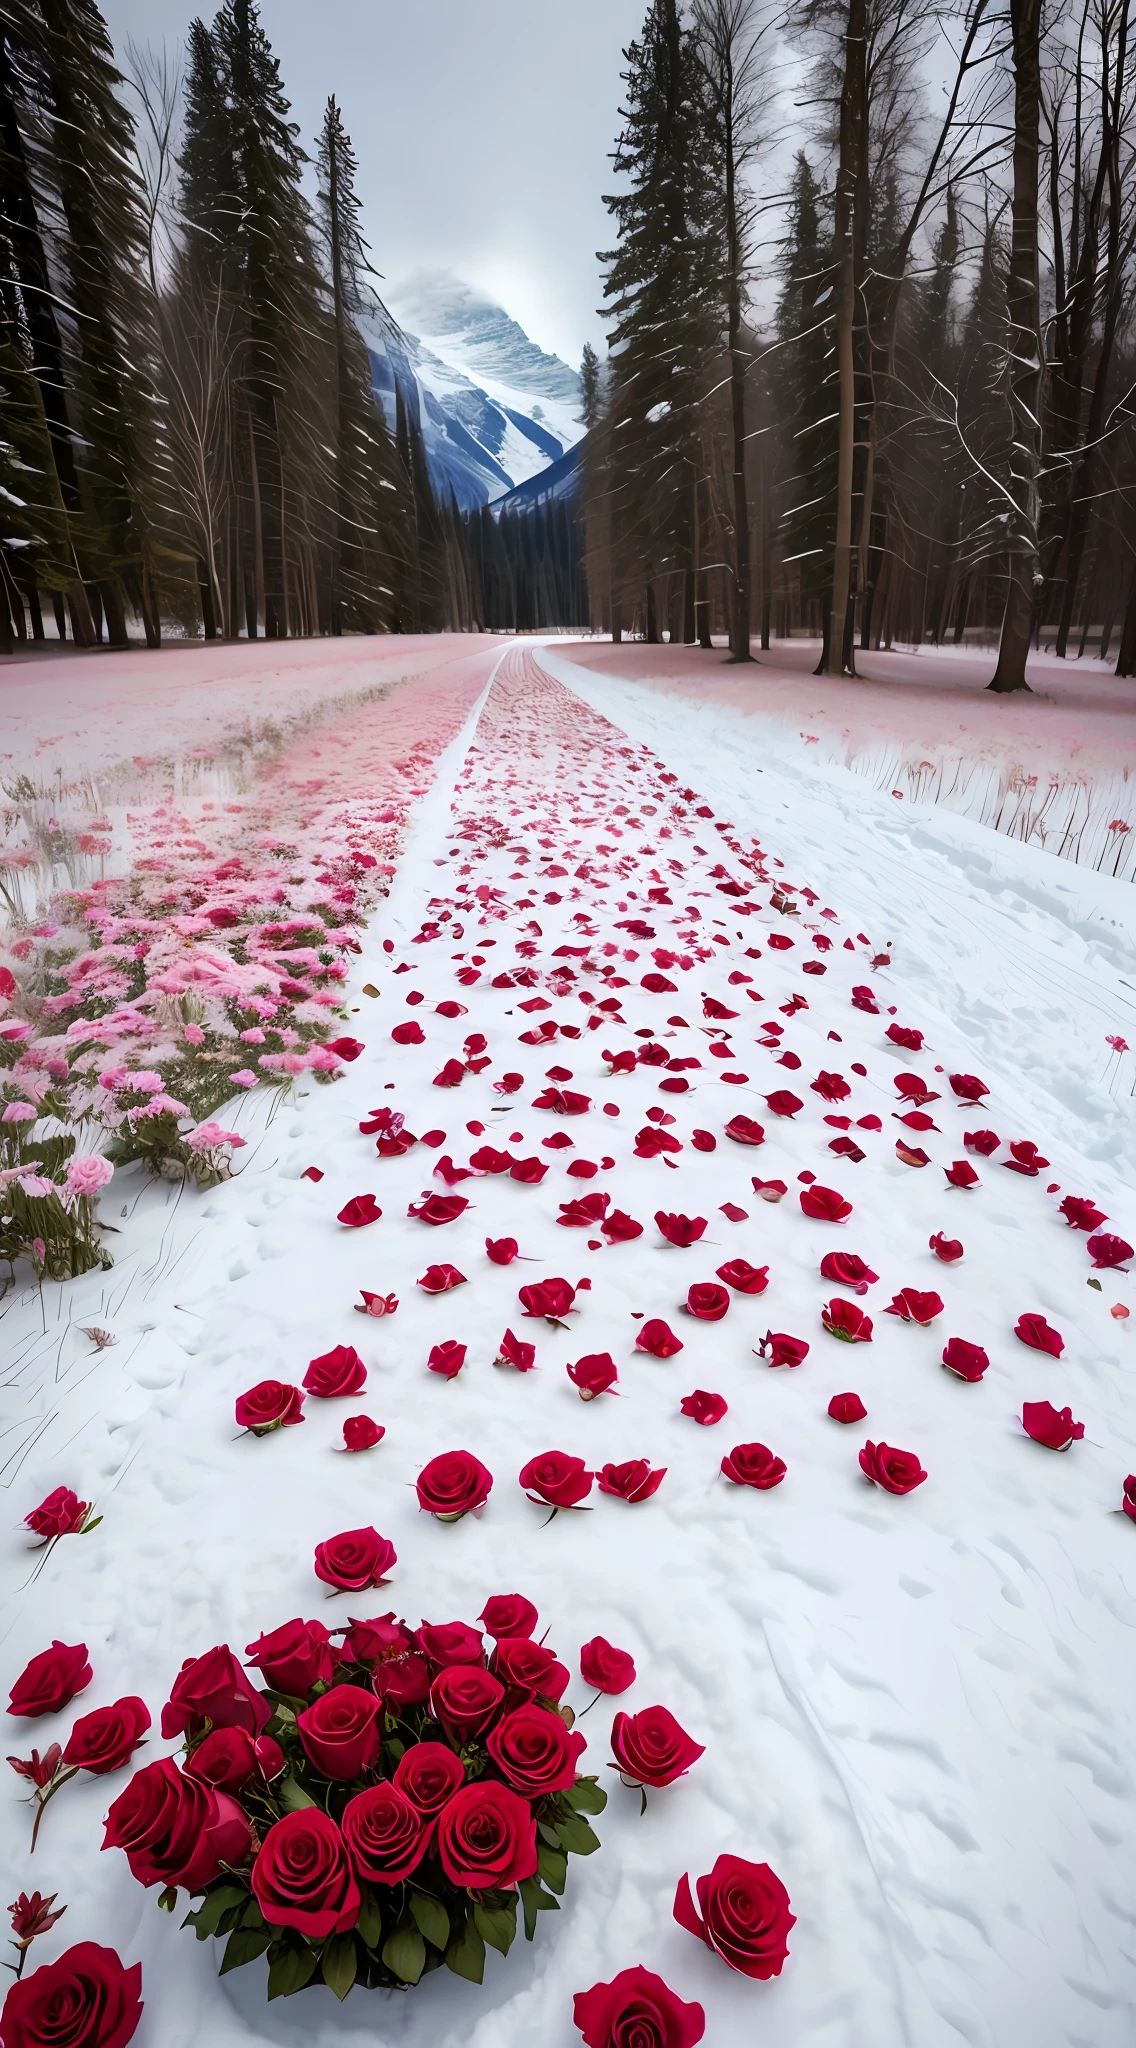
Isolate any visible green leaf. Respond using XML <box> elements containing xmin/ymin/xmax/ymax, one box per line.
<box><xmin>158</xmin><ymin>1887</ymin><xmax>177</xmax><ymax>1914</ymax></box>
<box><xmin>276</xmin><ymin>1774</ymin><xmax>318</xmax><ymax>1812</ymax></box>
<box><xmin>322</xmin><ymin>1932</ymin><xmax>357</xmax><ymax>2001</ymax></box>
<box><xmin>185</xmin><ymin>1883</ymin><xmax>247</xmax><ymax>1940</ymax></box>
<box><xmin>80</xmin><ymin>1515</ymin><xmax>103</xmax><ymax>1534</ymax></box>
<box><xmin>444</xmin><ymin>1913</ymin><xmax>486</xmax><ymax>1984</ymax></box>
<box><xmin>553</xmin><ymin>1811</ymin><xmax>601</xmax><ymax>1856</ymax></box>
<box><xmin>237</xmin><ymin>1898</ymin><xmax>265</xmax><ymax>1931</ymax></box>
<box><xmin>408</xmin><ymin>1891</ymin><xmax>450</xmax><ymax>1951</ymax></box>
<box><xmin>267</xmin><ymin>1942</ymin><xmax>319</xmax><ymax>2000</ymax></box>
<box><xmin>562</xmin><ymin>1775</ymin><xmax>608</xmax><ymax>1815</ymax></box>
<box><xmin>1087</xmin><ymin>1276</ymin><xmax>1102</xmax><ymax>1291</ymax></box>
<box><xmin>355</xmin><ymin>1887</ymin><xmax>383</xmax><ymax>1950</ymax></box>
<box><xmin>537</xmin><ymin>1821</ymin><xmax>563</xmax><ymax>1848</ymax></box>
<box><xmin>219</xmin><ymin>1926</ymin><xmax>273</xmax><ymax>1976</ymax></box>
<box><xmin>382</xmin><ymin>1924</ymin><xmax>426</xmax><ymax>1985</ymax></box>
<box><xmin>517</xmin><ymin>1875</ymin><xmax>560</xmax><ymax>1942</ymax></box>
<box><xmin>536</xmin><ymin>1843</ymin><xmax>568</xmax><ymax>1895</ymax></box>
<box><xmin>473</xmin><ymin>1898</ymin><xmax>517</xmax><ymax>1957</ymax></box>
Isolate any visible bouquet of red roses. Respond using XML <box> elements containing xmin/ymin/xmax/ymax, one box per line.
<box><xmin>101</xmin><ymin>1601</ymin><xmax>604</xmax><ymax>2000</ymax></box>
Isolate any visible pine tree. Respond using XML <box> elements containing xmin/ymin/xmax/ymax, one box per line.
<box><xmin>579</xmin><ymin>341</ymin><xmax>601</xmax><ymax>430</ymax></box>
<box><xmin>770</xmin><ymin>153</ymin><xmax>837</xmax><ymax>645</ymax></box>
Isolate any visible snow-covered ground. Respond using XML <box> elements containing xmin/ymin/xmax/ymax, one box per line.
<box><xmin>4</xmin><ymin>640</ymin><xmax>1136</xmax><ymax>2048</ymax></box>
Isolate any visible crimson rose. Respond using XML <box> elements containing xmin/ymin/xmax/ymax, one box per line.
<box><xmin>303</xmin><ymin>1344</ymin><xmax>366</xmax><ymax>1397</ymax></box>
<box><xmin>233</xmin><ymin>1380</ymin><xmax>304</xmax><ymax>1434</ymax></box>
<box><xmin>610</xmin><ymin>1705</ymin><xmax>705</xmax><ymax>1789</ymax></box>
<box><xmin>491</xmin><ymin>1636</ymin><xmax>569</xmax><ymax>1700</ymax></box>
<box><xmin>0</xmin><ymin>1943</ymin><xmax>143</xmax><ymax>2048</ymax></box>
<box><xmin>251</xmin><ymin>1808</ymin><xmax>360</xmax><ymax>1938</ymax></box>
<box><xmin>392</xmin><ymin>1740</ymin><xmax>464</xmax><ymax>1815</ymax></box>
<box><xmin>297</xmin><ymin>1684</ymin><xmax>383</xmax><ymax>1779</ymax></box>
<box><xmin>721</xmin><ymin>1442</ymin><xmax>786</xmax><ymax>1489</ymax></box>
<box><xmin>416</xmin><ymin>1448</ymin><xmax>493</xmax><ymax>1519</ymax></box>
<box><xmin>341</xmin><ymin>1782</ymin><xmax>432</xmax><ymax>1882</ymax></box>
<box><xmin>519</xmin><ymin>1450</ymin><xmax>594</xmax><ymax>1510</ymax></box>
<box><xmin>313</xmin><ymin>1526</ymin><xmax>396</xmax><ymax>1592</ymax></box>
<box><xmin>103</xmin><ymin>1757</ymin><xmax>250</xmax><ymax>1892</ymax></box>
<box><xmin>435</xmin><ymin>1779</ymin><xmax>538</xmax><ymax>1889</ymax></box>
<box><xmin>160</xmin><ymin>1644</ymin><xmax>269</xmax><ymax>1739</ymax></box>
<box><xmin>859</xmin><ymin>1440</ymin><xmax>927</xmax><ymax>1494</ymax></box>
<box><xmin>573</xmin><ymin>1966</ymin><xmax>704</xmax><ymax>2048</ymax></box>
<box><xmin>184</xmin><ymin>1727</ymin><xmax>258</xmax><ymax>1793</ymax></box>
<box><xmin>580</xmin><ymin>1637</ymin><xmax>636</xmax><ymax>1694</ymax></box>
<box><xmin>245</xmin><ymin>1617</ymin><xmax>335</xmax><ymax>1695</ymax></box>
<box><xmin>429</xmin><ymin>1665</ymin><xmax>505</xmax><ymax>1742</ymax></box>
<box><xmin>63</xmin><ymin>1697</ymin><xmax>150</xmax><ymax>1776</ymax></box>
<box><xmin>479</xmin><ymin>1593</ymin><xmax>538</xmax><ymax>1638</ymax></box>
<box><xmin>674</xmin><ymin>1853</ymin><xmax>795</xmax><ymax>1978</ymax></box>
<box><xmin>8</xmin><ymin>1641</ymin><xmax>91</xmax><ymax>1718</ymax></box>
<box><xmin>486</xmin><ymin>1704</ymin><xmax>586</xmax><ymax>1796</ymax></box>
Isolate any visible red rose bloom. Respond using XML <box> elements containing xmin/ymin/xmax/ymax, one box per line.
<box><xmin>674</xmin><ymin>1853</ymin><xmax>795</xmax><ymax>1979</ymax></box>
<box><xmin>1015</xmin><ymin>1312</ymin><xmax>1064</xmax><ymax>1356</ymax></box>
<box><xmin>568</xmin><ymin>1352</ymin><xmax>619</xmax><ymax>1399</ymax></box>
<box><xmin>941</xmin><ymin>1337</ymin><xmax>988</xmax><ymax>1381</ymax></box>
<box><xmin>313</xmin><ymin>1526</ymin><xmax>396</xmax><ymax>1593</ymax></box>
<box><xmin>435</xmin><ymin>1780</ymin><xmax>538</xmax><ymax>1890</ymax></box>
<box><xmin>297</xmin><ymin>1685</ymin><xmax>383</xmax><ymax>1779</ymax></box>
<box><xmin>819</xmin><ymin>1252</ymin><xmax>877</xmax><ymax>1294</ymax></box>
<box><xmin>859</xmin><ymin>1440</ymin><xmax>927</xmax><ymax>1494</ymax></box>
<box><xmin>580</xmin><ymin>1637</ymin><xmax>636</xmax><ymax>1695</ymax></box>
<box><xmin>635</xmin><ymin>1318</ymin><xmax>683</xmax><ymax>1357</ymax></box>
<box><xmin>828</xmin><ymin>1391</ymin><xmax>867</xmax><ymax>1423</ymax></box>
<box><xmin>245</xmin><ymin>1617</ymin><xmax>335</xmax><ymax>1695</ymax></box>
<box><xmin>685</xmin><ymin>1282</ymin><xmax>730</xmax><ymax>1321</ymax></box>
<box><xmin>799</xmin><ymin>1184</ymin><xmax>852</xmax><ymax>1221</ymax></box>
<box><xmin>8</xmin><ymin>1641</ymin><xmax>92</xmax><ymax>1718</ymax></box>
<box><xmin>573</xmin><ymin>1966</ymin><xmax>704</xmax><ymax>2048</ymax></box>
<box><xmin>0</xmin><ymin>1943</ymin><xmax>143</xmax><ymax>2048</ymax></box>
<box><xmin>715</xmin><ymin>1258</ymin><xmax>768</xmax><ymax>1294</ymax></box>
<box><xmin>183</xmin><ymin>1726</ymin><xmax>257</xmax><ymax>1793</ymax></box>
<box><xmin>430</xmin><ymin>1665</ymin><xmax>505</xmax><ymax>1742</ymax></box>
<box><xmin>949</xmin><ymin>1071</ymin><xmax>989</xmax><ymax>1100</ymax></box>
<box><xmin>724</xmin><ymin>1115</ymin><xmax>765</xmax><ymax>1146</ymax></box>
<box><xmin>63</xmin><ymin>1697</ymin><xmax>150</xmax><ymax>1776</ymax></box>
<box><xmin>160</xmin><ymin>1643</ymin><xmax>270</xmax><ymax>1740</ymax></box>
<box><xmin>598</xmin><ymin>1459</ymin><xmax>666</xmax><ymax>1503</ymax></box>
<box><xmin>822</xmin><ymin>1298</ymin><xmax>873</xmax><ymax>1342</ymax></box>
<box><xmin>721</xmin><ymin>1442</ymin><xmax>786</xmax><ymax>1489</ymax></box>
<box><xmin>1121</xmin><ymin>1476</ymin><xmax>1136</xmax><ymax>1522</ymax></box>
<box><xmin>520</xmin><ymin>1450</ymin><xmax>594</xmax><ymax>1510</ymax></box>
<box><xmin>234</xmin><ymin>1379</ymin><xmax>304</xmax><ymax>1434</ymax></box>
<box><xmin>343</xmin><ymin>1415</ymin><xmax>384</xmax><ymax>1451</ymax></box>
<box><xmin>885</xmin><ymin>1287</ymin><xmax>943</xmax><ymax>1325</ymax></box>
<box><xmin>251</xmin><ymin>1808</ymin><xmax>360</xmax><ymax>1938</ymax></box>
<box><xmin>418</xmin><ymin>1262</ymin><xmax>467</xmax><ymax>1291</ymax></box>
<box><xmin>24</xmin><ymin>1487</ymin><xmax>90</xmax><ymax>1541</ymax></box>
<box><xmin>416</xmin><ymin>1619</ymin><xmax>485</xmax><ymax>1668</ymax></box>
<box><xmin>655</xmin><ymin>1211</ymin><xmax>706</xmax><ymax>1247</ymax></box>
<box><xmin>487</xmin><ymin>1704</ymin><xmax>586</xmax><ymax>1797</ymax></box>
<box><xmin>1022</xmin><ymin>1400</ymin><xmax>1084</xmax><ymax>1450</ymax></box>
<box><xmin>929</xmin><ymin>1233</ymin><xmax>963</xmax><ymax>1262</ymax></box>
<box><xmin>479</xmin><ymin>1593</ymin><xmax>539</xmax><ymax>1639</ymax></box>
<box><xmin>416</xmin><ymin>1449</ymin><xmax>493</xmax><ymax>1519</ymax></box>
<box><xmin>428</xmin><ymin>1339</ymin><xmax>467</xmax><ymax>1378</ymax></box>
<box><xmin>1060</xmin><ymin>1195</ymin><xmax>1107</xmax><ymax>1230</ymax></box>
<box><xmin>1087</xmin><ymin>1232</ymin><xmax>1132</xmax><ymax>1270</ymax></box>
<box><xmin>393</xmin><ymin>1740</ymin><xmax>465</xmax><ymax>1815</ymax></box>
<box><xmin>518</xmin><ymin>1277</ymin><xmax>578</xmax><ymax>1323</ymax></box>
<box><xmin>303</xmin><ymin>1344</ymin><xmax>366</xmax><ymax>1397</ymax></box>
<box><xmin>610</xmin><ymin>1705</ymin><xmax>705</xmax><ymax>1789</ymax></box>
<box><xmin>103</xmin><ymin>1757</ymin><xmax>250</xmax><ymax>1892</ymax></box>
<box><xmin>341</xmin><ymin>1781</ymin><xmax>432</xmax><ymax>1883</ymax></box>
<box><xmin>492</xmin><ymin>1636</ymin><xmax>569</xmax><ymax>1700</ymax></box>
<box><xmin>681</xmin><ymin>1390</ymin><xmax>728</xmax><ymax>1425</ymax></box>
<box><xmin>757</xmin><ymin>1330</ymin><xmax>809</xmax><ymax>1368</ymax></box>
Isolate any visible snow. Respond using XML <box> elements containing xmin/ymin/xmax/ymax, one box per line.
<box><xmin>4</xmin><ymin>639</ymin><xmax>1136</xmax><ymax>2048</ymax></box>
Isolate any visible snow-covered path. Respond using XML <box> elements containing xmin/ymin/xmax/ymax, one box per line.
<box><xmin>4</xmin><ymin>643</ymin><xmax>1136</xmax><ymax>2048</ymax></box>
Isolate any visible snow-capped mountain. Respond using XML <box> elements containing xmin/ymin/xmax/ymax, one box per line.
<box><xmin>362</xmin><ymin>271</ymin><xmax>583</xmax><ymax>510</ymax></box>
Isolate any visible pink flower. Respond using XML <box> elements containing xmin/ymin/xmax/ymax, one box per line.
<box><xmin>228</xmin><ymin>1070</ymin><xmax>257</xmax><ymax>1088</ymax></box>
<box><xmin>64</xmin><ymin>1156</ymin><xmax>114</xmax><ymax>1196</ymax></box>
<box><xmin>185</xmin><ymin>1122</ymin><xmax>245</xmax><ymax>1154</ymax></box>
<box><xmin>2</xmin><ymin>1101</ymin><xmax>37</xmax><ymax>1123</ymax></box>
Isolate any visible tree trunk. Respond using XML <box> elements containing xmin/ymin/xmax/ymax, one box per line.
<box><xmin>1115</xmin><ymin>559</ymin><xmax>1136</xmax><ymax>676</ymax></box>
<box><xmin>989</xmin><ymin>0</ymin><xmax>1042</xmax><ymax>692</ymax></box>
<box><xmin>723</xmin><ymin>90</ymin><xmax>753</xmax><ymax>662</ymax></box>
<box><xmin>646</xmin><ymin>583</ymin><xmax>658</xmax><ymax>643</ymax></box>
<box><xmin>823</xmin><ymin>0</ymin><xmax>866</xmax><ymax>675</ymax></box>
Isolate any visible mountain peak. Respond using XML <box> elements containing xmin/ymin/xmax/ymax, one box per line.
<box><xmin>387</xmin><ymin>269</ymin><xmax>580</xmax><ymax>407</ymax></box>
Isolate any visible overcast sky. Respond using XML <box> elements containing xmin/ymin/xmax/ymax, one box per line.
<box><xmin>100</xmin><ymin>0</ymin><xmax>649</xmax><ymax>368</ymax></box>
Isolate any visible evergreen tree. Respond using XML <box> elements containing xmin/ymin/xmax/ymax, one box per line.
<box><xmin>770</xmin><ymin>153</ymin><xmax>837</xmax><ymax>643</ymax></box>
<box><xmin>579</xmin><ymin>341</ymin><xmax>601</xmax><ymax>430</ymax></box>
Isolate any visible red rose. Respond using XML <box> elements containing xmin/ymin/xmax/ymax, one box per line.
<box><xmin>496</xmin><ymin>1328</ymin><xmax>536</xmax><ymax>1371</ymax></box>
<box><xmin>822</xmin><ymin>1298</ymin><xmax>873</xmax><ymax>1342</ymax></box>
<box><xmin>715</xmin><ymin>1258</ymin><xmax>768</xmax><ymax>1294</ymax></box>
<box><xmin>635</xmin><ymin>1318</ymin><xmax>683</xmax><ymax>1357</ymax></box>
<box><xmin>1087</xmin><ymin>1232</ymin><xmax>1133</xmax><ymax>1270</ymax></box>
<box><xmin>885</xmin><ymin>1287</ymin><xmax>943</xmax><ymax>1325</ymax></box>
<box><xmin>246</xmin><ymin>1617</ymin><xmax>335</xmax><ymax>1696</ymax></box>
<box><xmin>610</xmin><ymin>1705</ymin><xmax>704</xmax><ymax>1789</ymax></box>
<box><xmin>819</xmin><ymin>1252</ymin><xmax>877</xmax><ymax>1294</ymax></box>
<box><xmin>418</xmin><ymin>1261</ymin><xmax>467</xmax><ymax>1291</ymax></box>
<box><xmin>0</xmin><ymin>1943</ymin><xmax>143</xmax><ymax>2048</ymax></box>
<box><xmin>479</xmin><ymin>1593</ymin><xmax>539</xmax><ymax>1639</ymax></box>
<box><xmin>941</xmin><ymin>1337</ymin><xmax>988</xmax><ymax>1381</ymax></box>
<box><xmin>964</xmin><ymin>1128</ymin><xmax>1000</xmax><ymax>1155</ymax></box>
<box><xmin>338</xmin><ymin>1193</ymin><xmax>382</xmax><ymax>1226</ymax></box>
<box><xmin>573</xmin><ymin>1966</ymin><xmax>704</xmax><ymax>2048</ymax></box>
<box><xmin>486</xmin><ymin>1236</ymin><xmax>520</xmax><ymax>1264</ymax></box>
<box><xmin>303</xmin><ymin>1344</ymin><xmax>366</xmax><ymax>1397</ymax></box>
<box><xmin>234</xmin><ymin>1379</ymin><xmax>304</xmax><ymax>1434</ymax></box>
<box><xmin>681</xmin><ymin>1390</ymin><xmax>727</xmax><ymax>1425</ymax></box>
<box><xmin>598</xmin><ymin>1459</ymin><xmax>666</xmax><ymax>1503</ymax></box>
<box><xmin>24</xmin><ymin>1487</ymin><xmax>91</xmax><ymax>1541</ymax></box>
<box><xmin>724</xmin><ymin>1115</ymin><xmax>765</xmax><ymax>1146</ymax></box>
<box><xmin>1122</xmin><ymin>1476</ymin><xmax>1136</xmax><ymax>1522</ymax></box>
<box><xmin>251</xmin><ymin>1808</ymin><xmax>360</xmax><ymax>1938</ymax></box>
<box><xmin>183</xmin><ymin>1726</ymin><xmax>257</xmax><ymax>1793</ymax></box>
<box><xmin>568</xmin><ymin>1352</ymin><xmax>619</xmax><ymax>1399</ymax></box>
<box><xmin>313</xmin><ymin>1526</ymin><xmax>396</xmax><ymax>1592</ymax></box>
<box><xmin>160</xmin><ymin>1643</ymin><xmax>270</xmax><ymax>1740</ymax></box>
<box><xmin>393</xmin><ymin>1740</ymin><xmax>465</xmax><ymax>1815</ymax></box>
<box><xmin>886</xmin><ymin>1022</ymin><xmax>923</xmax><ymax>1050</ymax></box>
<box><xmin>411</xmin><ymin>1623</ymin><xmax>481</xmax><ymax>1675</ymax></box>
<box><xmin>341</xmin><ymin>1782</ymin><xmax>432</xmax><ymax>1883</ymax></box>
<box><xmin>674</xmin><ymin>1853</ymin><xmax>795</xmax><ymax>1979</ymax></box>
<box><xmin>491</xmin><ymin>1637</ymin><xmax>569</xmax><ymax>1700</ymax></box>
<box><xmin>859</xmin><ymin>1440</ymin><xmax>927</xmax><ymax>1494</ymax></box>
<box><xmin>800</xmin><ymin>1184</ymin><xmax>852</xmax><ymax>1221</ymax></box>
<box><xmin>324</xmin><ymin>1035</ymin><xmax>364</xmax><ymax>1061</ymax></box>
<box><xmin>408</xmin><ymin>1193</ymin><xmax>468</xmax><ymax>1225</ymax></box>
<box><xmin>8</xmin><ymin>1641</ymin><xmax>91</xmax><ymax>1718</ymax></box>
<box><xmin>757</xmin><ymin>1330</ymin><xmax>809</xmax><ymax>1368</ymax></box>
<box><xmin>429</xmin><ymin>1665</ymin><xmax>505</xmax><ymax>1742</ymax></box>
<box><xmin>63</xmin><ymin>1697</ymin><xmax>149</xmax><ymax>1776</ymax></box>
<box><xmin>427</xmin><ymin>1339</ymin><xmax>467</xmax><ymax>1378</ymax></box>
<box><xmin>487</xmin><ymin>1703</ymin><xmax>586</xmax><ymax>1797</ymax></box>
<box><xmin>949</xmin><ymin>1071</ymin><xmax>989</xmax><ymax>1100</ymax></box>
<box><xmin>580</xmin><ymin>1637</ymin><xmax>636</xmax><ymax>1694</ymax></box>
<box><xmin>416</xmin><ymin>1449</ymin><xmax>493</xmax><ymax>1519</ymax></box>
<box><xmin>685</xmin><ymin>1282</ymin><xmax>730</xmax><ymax>1321</ymax></box>
<box><xmin>1022</xmin><ymin>1400</ymin><xmax>1084</xmax><ymax>1450</ymax></box>
<box><xmin>435</xmin><ymin>1779</ymin><xmax>538</xmax><ymax>1889</ymax></box>
<box><xmin>1060</xmin><ymin>1195</ymin><xmax>1107</xmax><ymax>1230</ymax></box>
<box><xmin>347</xmin><ymin>1620</ymin><xmax>430</xmax><ymax>1709</ymax></box>
<box><xmin>828</xmin><ymin>1391</ymin><xmax>867</xmax><ymax>1423</ymax></box>
<box><xmin>721</xmin><ymin>1442</ymin><xmax>786</xmax><ymax>1489</ymax></box>
<box><xmin>343</xmin><ymin>1415</ymin><xmax>384</xmax><ymax>1451</ymax></box>
<box><xmin>1014</xmin><ymin>1312</ymin><xmax>1064</xmax><ymax>1356</ymax></box>
<box><xmin>812</xmin><ymin>1069</ymin><xmax>850</xmax><ymax>1101</ymax></box>
<box><xmin>103</xmin><ymin>1757</ymin><xmax>250</xmax><ymax>1891</ymax></box>
<box><xmin>520</xmin><ymin>1450</ymin><xmax>594</xmax><ymax>1510</ymax></box>
<box><xmin>655</xmin><ymin>1211</ymin><xmax>706</xmax><ymax>1247</ymax></box>
<box><xmin>518</xmin><ymin>1277</ymin><xmax>578</xmax><ymax>1323</ymax></box>
<box><xmin>929</xmin><ymin>1232</ymin><xmax>963</xmax><ymax>1261</ymax></box>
